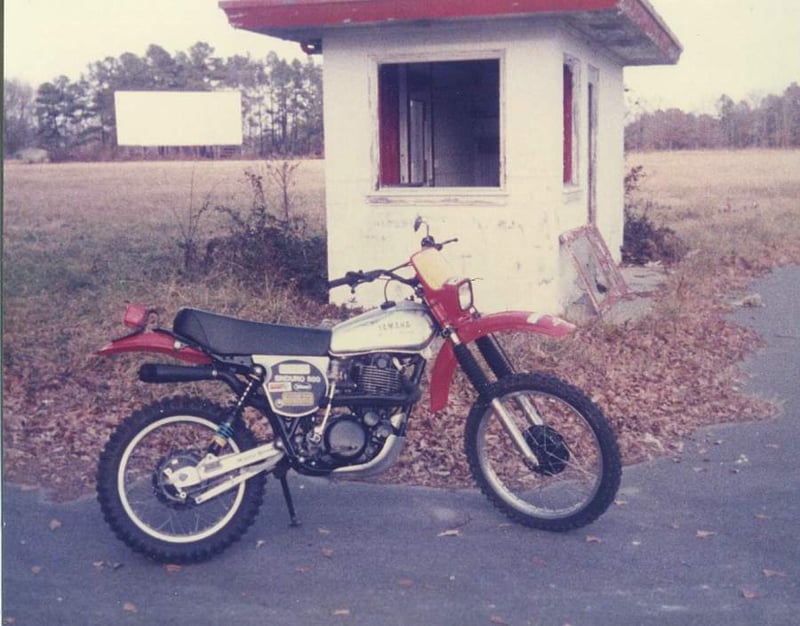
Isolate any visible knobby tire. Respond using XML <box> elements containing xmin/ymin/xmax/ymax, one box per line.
<box><xmin>465</xmin><ymin>373</ymin><xmax>621</xmax><ymax>531</ymax></box>
<box><xmin>96</xmin><ymin>396</ymin><xmax>266</xmax><ymax>563</ymax></box>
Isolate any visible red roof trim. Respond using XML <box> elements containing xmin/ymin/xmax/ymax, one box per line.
<box><xmin>619</xmin><ymin>0</ymin><xmax>681</xmax><ymax>64</ymax></box>
<box><xmin>219</xmin><ymin>0</ymin><xmax>681</xmax><ymax>65</ymax></box>
<box><xmin>221</xmin><ymin>0</ymin><xmax>618</xmax><ymax>31</ymax></box>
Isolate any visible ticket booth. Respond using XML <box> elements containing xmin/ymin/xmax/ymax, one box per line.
<box><xmin>221</xmin><ymin>0</ymin><xmax>681</xmax><ymax>313</ymax></box>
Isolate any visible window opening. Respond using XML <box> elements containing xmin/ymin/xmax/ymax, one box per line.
<box><xmin>378</xmin><ymin>59</ymin><xmax>500</xmax><ymax>188</ymax></box>
<box><xmin>563</xmin><ymin>60</ymin><xmax>579</xmax><ymax>186</ymax></box>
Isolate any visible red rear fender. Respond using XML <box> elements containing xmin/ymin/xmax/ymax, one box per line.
<box><xmin>97</xmin><ymin>332</ymin><xmax>212</xmax><ymax>365</ymax></box>
<box><xmin>429</xmin><ymin>312</ymin><xmax>574</xmax><ymax>412</ymax></box>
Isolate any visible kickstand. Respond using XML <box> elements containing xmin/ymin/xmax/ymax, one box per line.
<box><xmin>275</xmin><ymin>464</ymin><xmax>301</xmax><ymax>527</ymax></box>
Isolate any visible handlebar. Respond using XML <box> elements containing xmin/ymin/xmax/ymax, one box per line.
<box><xmin>328</xmin><ymin>268</ymin><xmax>418</xmax><ymax>291</ymax></box>
<box><xmin>328</xmin><ymin>226</ymin><xmax>457</xmax><ymax>291</ymax></box>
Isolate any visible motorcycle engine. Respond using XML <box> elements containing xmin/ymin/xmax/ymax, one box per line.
<box><xmin>351</xmin><ymin>353</ymin><xmax>406</xmax><ymax>395</ymax></box>
<box><xmin>295</xmin><ymin>353</ymin><xmax>412</xmax><ymax>470</ymax></box>
<box><xmin>323</xmin><ymin>415</ymin><xmax>367</xmax><ymax>460</ymax></box>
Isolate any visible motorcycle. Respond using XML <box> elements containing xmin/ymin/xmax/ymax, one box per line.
<box><xmin>95</xmin><ymin>217</ymin><xmax>621</xmax><ymax>563</ymax></box>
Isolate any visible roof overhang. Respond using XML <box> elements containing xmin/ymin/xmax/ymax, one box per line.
<box><xmin>219</xmin><ymin>0</ymin><xmax>681</xmax><ymax>65</ymax></box>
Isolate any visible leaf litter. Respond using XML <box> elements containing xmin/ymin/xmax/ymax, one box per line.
<box><xmin>1</xmin><ymin>161</ymin><xmax>787</xmax><ymax>501</ymax></box>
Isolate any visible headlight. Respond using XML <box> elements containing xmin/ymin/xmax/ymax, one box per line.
<box><xmin>457</xmin><ymin>280</ymin><xmax>474</xmax><ymax>310</ymax></box>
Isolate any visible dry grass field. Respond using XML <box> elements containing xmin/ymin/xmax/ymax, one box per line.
<box><xmin>3</xmin><ymin>150</ymin><xmax>799</xmax><ymax>499</ymax></box>
<box><xmin>628</xmin><ymin>150</ymin><xmax>800</xmax><ymax>266</ymax></box>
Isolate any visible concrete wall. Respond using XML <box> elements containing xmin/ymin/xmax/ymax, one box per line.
<box><xmin>322</xmin><ymin>18</ymin><xmax>625</xmax><ymax>314</ymax></box>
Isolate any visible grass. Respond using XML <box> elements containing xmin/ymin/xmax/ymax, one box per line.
<box><xmin>3</xmin><ymin>150</ymin><xmax>800</xmax><ymax>499</ymax></box>
<box><xmin>626</xmin><ymin>150</ymin><xmax>800</xmax><ymax>270</ymax></box>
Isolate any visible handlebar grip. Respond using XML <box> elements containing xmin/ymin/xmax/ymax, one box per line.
<box><xmin>328</xmin><ymin>271</ymin><xmax>364</xmax><ymax>289</ymax></box>
<box><xmin>328</xmin><ymin>276</ymin><xmax>352</xmax><ymax>289</ymax></box>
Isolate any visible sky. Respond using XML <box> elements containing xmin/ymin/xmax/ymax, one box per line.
<box><xmin>4</xmin><ymin>0</ymin><xmax>800</xmax><ymax>114</ymax></box>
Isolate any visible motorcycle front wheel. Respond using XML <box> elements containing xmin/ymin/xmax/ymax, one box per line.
<box><xmin>465</xmin><ymin>373</ymin><xmax>621</xmax><ymax>531</ymax></box>
<box><xmin>97</xmin><ymin>396</ymin><xmax>266</xmax><ymax>563</ymax></box>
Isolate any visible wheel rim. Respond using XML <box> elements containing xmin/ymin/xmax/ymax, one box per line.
<box><xmin>477</xmin><ymin>389</ymin><xmax>604</xmax><ymax>519</ymax></box>
<box><xmin>117</xmin><ymin>415</ymin><xmax>246</xmax><ymax>544</ymax></box>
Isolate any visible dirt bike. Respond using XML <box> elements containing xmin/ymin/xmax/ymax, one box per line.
<box><xmin>95</xmin><ymin>217</ymin><xmax>621</xmax><ymax>563</ymax></box>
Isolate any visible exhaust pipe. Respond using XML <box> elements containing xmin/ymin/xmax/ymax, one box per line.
<box><xmin>139</xmin><ymin>363</ymin><xmax>221</xmax><ymax>384</ymax></box>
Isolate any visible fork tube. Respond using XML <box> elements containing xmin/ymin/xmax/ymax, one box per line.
<box><xmin>476</xmin><ymin>335</ymin><xmax>515</xmax><ymax>379</ymax></box>
<box><xmin>450</xmin><ymin>333</ymin><xmax>491</xmax><ymax>395</ymax></box>
<box><xmin>454</xmin><ymin>332</ymin><xmax>540</xmax><ymax>464</ymax></box>
<box><xmin>490</xmin><ymin>397</ymin><xmax>540</xmax><ymax>467</ymax></box>
<box><xmin>476</xmin><ymin>335</ymin><xmax>544</xmax><ymax>427</ymax></box>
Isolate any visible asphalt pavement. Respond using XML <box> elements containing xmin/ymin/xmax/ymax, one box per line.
<box><xmin>3</xmin><ymin>267</ymin><xmax>799</xmax><ymax>625</ymax></box>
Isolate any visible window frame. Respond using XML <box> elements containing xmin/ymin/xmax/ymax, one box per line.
<box><xmin>372</xmin><ymin>50</ymin><xmax>507</xmax><ymax>197</ymax></box>
<box><xmin>563</xmin><ymin>55</ymin><xmax>581</xmax><ymax>189</ymax></box>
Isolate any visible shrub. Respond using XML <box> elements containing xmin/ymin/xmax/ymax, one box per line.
<box><xmin>621</xmin><ymin>166</ymin><xmax>687</xmax><ymax>265</ymax></box>
<box><xmin>180</xmin><ymin>166</ymin><xmax>328</xmax><ymax>302</ymax></box>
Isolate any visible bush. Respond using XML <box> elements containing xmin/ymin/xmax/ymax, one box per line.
<box><xmin>621</xmin><ymin>166</ymin><xmax>687</xmax><ymax>266</ymax></box>
<box><xmin>182</xmin><ymin>167</ymin><xmax>328</xmax><ymax>302</ymax></box>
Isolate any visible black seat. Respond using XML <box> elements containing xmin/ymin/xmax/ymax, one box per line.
<box><xmin>173</xmin><ymin>308</ymin><xmax>332</xmax><ymax>357</ymax></box>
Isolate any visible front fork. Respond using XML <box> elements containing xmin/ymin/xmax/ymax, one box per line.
<box><xmin>452</xmin><ymin>332</ymin><xmax>543</xmax><ymax>467</ymax></box>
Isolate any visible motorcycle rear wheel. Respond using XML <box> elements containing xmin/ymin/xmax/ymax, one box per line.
<box><xmin>465</xmin><ymin>373</ymin><xmax>621</xmax><ymax>531</ymax></box>
<box><xmin>97</xmin><ymin>396</ymin><xmax>266</xmax><ymax>563</ymax></box>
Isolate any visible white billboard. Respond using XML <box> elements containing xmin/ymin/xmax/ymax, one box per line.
<box><xmin>115</xmin><ymin>91</ymin><xmax>243</xmax><ymax>146</ymax></box>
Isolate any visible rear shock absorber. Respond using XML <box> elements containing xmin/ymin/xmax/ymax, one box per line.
<box><xmin>209</xmin><ymin>364</ymin><xmax>266</xmax><ymax>454</ymax></box>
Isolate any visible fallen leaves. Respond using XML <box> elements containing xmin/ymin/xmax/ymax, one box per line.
<box><xmin>695</xmin><ymin>530</ymin><xmax>716</xmax><ymax>539</ymax></box>
<box><xmin>0</xmin><ymin>251</ymin><xmax>778</xmax><ymax>502</ymax></box>
<box><xmin>122</xmin><ymin>602</ymin><xmax>138</xmax><ymax>613</ymax></box>
<box><xmin>48</xmin><ymin>519</ymin><xmax>62</xmax><ymax>531</ymax></box>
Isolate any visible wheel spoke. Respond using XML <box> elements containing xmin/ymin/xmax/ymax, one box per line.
<box><xmin>117</xmin><ymin>415</ymin><xmax>245</xmax><ymax>544</ymax></box>
<box><xmin>466</xmin><ymin>374</ymin><xmax>621</xmax><ymax>530</ymax></box>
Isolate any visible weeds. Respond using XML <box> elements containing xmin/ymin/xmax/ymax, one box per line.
<box><xmin>622</xmin><ymin>165</ymin><xmax>687</xmax><ymax>265</ymax></box>
<box><xmin>208</xmin><ymin>166</ymin><xmax>327</xmax><ymax>301</ymax></box>
<box><xmin>172</xmin><ymin>169</ymin><xmax>214</xmax><ymax>279</ymax></box>
<box><xmin>171</xmin><ymin>161</ymin><xmax>329</xmax><ymax>301</ymax></box>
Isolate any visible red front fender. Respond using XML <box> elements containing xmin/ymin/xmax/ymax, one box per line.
<box><xmin>428</xmin><ymin>311</ymin><xmax>574</xmax><ymax>413</ymax></box>
<box><xmin>97</xmin><ymin>331</ymin><xmax>213</xmax><ymax>365</ymax></box>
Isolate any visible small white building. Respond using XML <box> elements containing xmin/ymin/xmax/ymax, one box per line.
<box><xmin>221</xmin><ymin>0</ymin><xmax>681</xmax><ymax>314</ymax></box>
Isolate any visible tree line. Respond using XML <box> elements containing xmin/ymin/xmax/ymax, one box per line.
<box><xmin>626</xmin><ymin>83</ymin><xmax>800</xmax><ymax>151</ymax></box>
<box><xmin>5</xmin><ymin>47</ymin><xmax>800</xmax><ymax>160</ymax></box>
<box><xmin>3</xmin><ymin>42</ymin><xmax>323</xmax><ymax>160</ymax></box>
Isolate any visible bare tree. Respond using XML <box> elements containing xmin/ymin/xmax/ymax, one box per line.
<box><xmin>3</xmin><ymin>78</ymin><xmax>37</xmax><ymax>155</ymax></box>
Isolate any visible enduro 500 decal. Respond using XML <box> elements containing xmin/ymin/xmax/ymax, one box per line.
<box><xmin>254</xmin><ymin>356</ymin><xmax>329</xmax><ymax>417</ymax></box>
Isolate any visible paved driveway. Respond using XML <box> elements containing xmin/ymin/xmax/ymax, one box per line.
<box><xmin>3</xmin><ymin>267</ymin><xmax>799</xmax><ymax>625</ymax></box>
